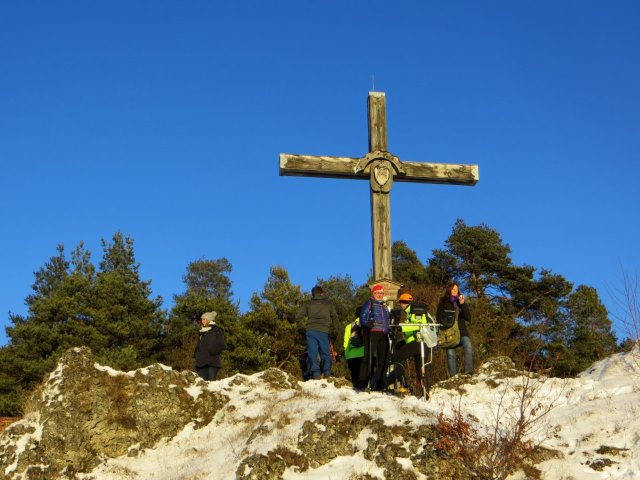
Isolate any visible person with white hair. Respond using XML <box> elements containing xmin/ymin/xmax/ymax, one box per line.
<box><xmin>194</xmin><ymin>311</ymin><xmax>225</xmax><ymax>381</ymax></box>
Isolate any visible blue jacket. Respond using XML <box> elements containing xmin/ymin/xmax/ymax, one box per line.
<box><xmin>360</xmin><ymin>297</ymin><xmax>391</xmax><ymax>333</ymax></box>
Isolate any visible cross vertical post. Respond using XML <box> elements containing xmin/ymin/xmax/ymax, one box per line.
<box><xmin>279</xmin><ymin>92</ymin><xmax>479</xmax><ymax>296</ymax></box>
<box><xmin>368</xmin><ymin>92</ymin><xmax>392</xmax><ymax>281</ymax></box>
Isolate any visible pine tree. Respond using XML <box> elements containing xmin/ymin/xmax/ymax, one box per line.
<box><xmin>552</xmin><ymin>285</ymin><xmax>618</xmax><ymax>376</ymax></box>
<box><xmin>162</xmin><ymin>258</ymin><xmax>241</xmax><ymax>373</ymax></box>
<box><xmin>423</xmin><ymin>219</ymin><xmax>583</xmax><ymax>371</ymax></box>
<box><xmin>241</xmin><ymin>266</ymin><xmax>306</xmax><ymax>376</ymax></box>
<box><xmin>0</xmin><ymin>233</ymin><xmax>166</xmax><ymax>415</ymax></box>
<box><xmin>0</xmin><ymin>243</ymin><xmax>103</xmax><ymax>415</ymax></box>
<box><xmin>427</xmin><ymin>219</ymin><xmax>516</xmax><ymax>299</ymax></box>
<box><xmin>90</xmin><ymin>232</ymin><xmax>166</xmax><ymax>369</ymax></box>
<box><xmin>392</xmin><ymin>241</ymin><xmax>429</xmax><ymax>287</ymax></box>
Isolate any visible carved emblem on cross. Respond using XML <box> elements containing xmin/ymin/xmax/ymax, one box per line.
<box><xmin>279</xmin><ymin>92</ymin><xmax>479</xmax><ymax>285</ymax></box>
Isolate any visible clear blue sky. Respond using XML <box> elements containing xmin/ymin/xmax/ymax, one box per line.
<box><xmin>1</xmin><ymin>1</ymin><xmax>638</xmax><ymax>346</ymax></box>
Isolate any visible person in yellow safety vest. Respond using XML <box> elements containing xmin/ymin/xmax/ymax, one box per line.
<box><xmin>343</xmin><ymin>307</ymin><xmax>365</xmax><ymax>387</ymax></box>
<box><xmin>394</xmin><ymin>292</ymin><xmax>430</xmax><ymax>392</ymax></box>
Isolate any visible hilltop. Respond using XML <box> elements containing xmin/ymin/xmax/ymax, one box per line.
<box><xmin>1</xmin><ymin>347</ymin><xmax>638</xmax><ymax>479</ymax></box>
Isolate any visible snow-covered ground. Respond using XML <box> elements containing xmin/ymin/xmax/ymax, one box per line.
<box><xmin>71</xmin><ymin>348</ymin><xmax>640</xmax><ymax>480</ymax></box>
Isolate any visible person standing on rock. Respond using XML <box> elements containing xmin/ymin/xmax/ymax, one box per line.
<box><xmin>296</xmin><ymin>285</ymin><xmax>340</xmax><ymax>379</ymax></box>
<box><xmin>343</xmin><ymin>307</ymin><xmax>365</xmax><ymax>387</ymax></box>
<box><xmin>358</xmin><ymin>284</ymin><xmax>391</xmax><ymax>391</ymax></box>
<box><xmin>194</xmin><ymin>311</ymin><xmax>226</xmax><ymax>381</ymax></box>
<box><xmin>436</xmin><ymin>283</ymin><xmax>472</xmax><ymax>376</ymax></box>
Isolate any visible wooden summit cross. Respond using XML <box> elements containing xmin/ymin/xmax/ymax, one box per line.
<box><xmin>280</xmin><ymin>91</ymin><xmax>479</xmax><ymax>287</ymax></box>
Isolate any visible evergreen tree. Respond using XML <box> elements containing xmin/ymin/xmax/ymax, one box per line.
<box><xmin>551</xmin><ymin>285</ymin><xmax>618</xmax><ymax>376</ymax></box>
<box><xmin>0</xmin><ymin>243</ymin><xmax>103</xmax><ymax>415</ymax></box>
<box><xmin>423</xmin><ymin>220</ymin><xmax>528</xmax><ymax>369</ymax></box>
<box><xmin>242</xmin><ymin>266</ymin><xmax>306</xmax><ymax>376</ymax></box>
<box><xmin>391</xmin><ymin>241</ymin><xmax>442</xmax><ymax>312</ymax></box>
<box><xmin>90</xmin><ymin>232</ymin><xmax>166</xmax><ymax>369</ymax></box>
<box><xmin>423</xmin><ymin>220</ymin><xmax>581</xmax><ymax>371</ymax></box>
<box><xmin>392</xmin><ymin>241</ymin><xmax>429</xmax><ymax>287</ymax></box>
<box><xmin>163</xmin><ymin>258</ymin><xmax>241</xmax><ymax>374</ymax></box>
<box><xmin>0</xmin><ymin>233</ymin><xmax>166</xmax><ymax>415</ymax></box>
<box><xmin>427</xmin><ymin>219</ymin><xmax>516</xmax><ymax>299</ymax></box>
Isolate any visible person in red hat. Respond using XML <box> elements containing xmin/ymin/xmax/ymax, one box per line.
<box><xmin>357</xmin><ymin>284</ymin><xmax>391</xmax><ymax>391</ymax></box>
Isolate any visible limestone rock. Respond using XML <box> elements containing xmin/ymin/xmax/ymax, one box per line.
<box><xmin>0</xmin><ymin>347</ymin><xmax>228</xmax><ymax>479</ymax></box>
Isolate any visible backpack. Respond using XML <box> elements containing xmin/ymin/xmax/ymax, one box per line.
<box><xmin>408</xmin><ymin>302</ymin><xmax>428</xmax><ymax>321</ymax></box>
<box><xmin>349</xmin><ymin>321</ymin><xmax>364</xmax><ymax>348</ymax></box>
<box><xmin>437</xmin><ymin>308</ymin><xmax>461</xmax><ymax>348</ymax></box>
<box><xmin>401</xmin><ymin>302</ymin><xmax>429</xmax><ymax>343</ymax></box>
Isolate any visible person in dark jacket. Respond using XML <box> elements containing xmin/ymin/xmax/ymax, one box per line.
<box><xmin>436</xmin><ymin>283</ymin><xmax>472</xmax><ymax>376</ymax></box>
<box><xmin>358</xmin><ymin>284</ymin><xmax>391</xmax><ymax>391</ymax></box>
<box><xmin>296</xmin><ymin>285</ymin><xmax>340</xmax><ymax>379</ymax></box>
<box><xmin>194</xmin><ymin>311</ymin><xmax>226</xmax><ymax>381</ymax></box>
<box><xmin>393</xmin><ymin>292</ymin><xmax>430</xmax><ymax>394</ymax></box>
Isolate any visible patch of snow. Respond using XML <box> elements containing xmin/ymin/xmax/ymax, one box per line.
<box><xmin>3</xmin><ymin>420</ymin><xmax>43</xmax><ymax>477</ymax></box>
<box><xmin>16</xmin><ymin>348</ymin><xmax>637</xmax><ymax>480</ymax></box>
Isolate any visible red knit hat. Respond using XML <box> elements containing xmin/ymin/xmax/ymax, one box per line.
<box><xmin>371</xmin><ymin>284</ymin><xmax>384</xmax><ymax>293</ymax></box>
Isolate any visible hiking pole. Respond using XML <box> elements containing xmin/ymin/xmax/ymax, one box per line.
<box><xmin>385</xmin><ymin>326</ymin><xmax>400</xmax><ymax>393</ymax></box>
<box><xmin>367</xmin><ymin>331</ymin><xmax>373</xmax><ymax>390</ymax></box>
<box><xmin>420</xmin><ymin>339</ymin><xmax>428</xmax><ymax>401</ymax></box>
<box><xmin>417</xmin><ymin>318</ymin><xmax>439</xmax><ymax>401</ymax></box>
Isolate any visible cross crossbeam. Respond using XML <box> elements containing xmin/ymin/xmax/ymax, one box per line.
<box><xmin>280</xmin><ymin>92</ymin><xmax>479</xmax><ymax>284</ymax></box>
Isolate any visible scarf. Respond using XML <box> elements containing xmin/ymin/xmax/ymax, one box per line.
<box><xmin>449</xmin><ymin>295</ymin><xmax>460</xmax><ymax>308</ymax></box>
<box><xmin>199</xmin><ymin>324</ymin><xmax>214</xmax><ymax>334</ymax></box>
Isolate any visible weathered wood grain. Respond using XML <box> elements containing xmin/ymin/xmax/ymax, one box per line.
<box><xmin>279</xmin><ymin>91</ymin><xmax>480</xmax><ymax>287</ymax></box>
<box><xmin>280</xmin><ymin>153</ymin><xmax>479</xmax><ymax>185</ymax></box>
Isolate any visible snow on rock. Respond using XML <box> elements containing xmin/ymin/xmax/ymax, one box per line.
<box><xmin>1</xmin><ymin>348</ymin><xmax>639</xmax><ymax>479</ymax></box>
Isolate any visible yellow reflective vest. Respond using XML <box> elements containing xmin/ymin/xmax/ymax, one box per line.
<box><xmin>400</xmin><ymin>304</ymin><xmax>428</xmax><ymax>344</ymax></box>
<box><xmin>343</xmin><ymin>318</ymin><xmax>365</xmax><ymax>360</ymax></box>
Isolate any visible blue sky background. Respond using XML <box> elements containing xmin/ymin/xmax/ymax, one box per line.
<box><xmin>1</xmin><ymin>1</ymin><xmax>638</xmax><ymax>346</ymax></box>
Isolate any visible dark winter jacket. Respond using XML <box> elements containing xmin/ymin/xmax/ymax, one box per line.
<box><xmin>296</xmin><ymin>295</ymin><xmax>340</xmax><ymax>337</ymax></box>
<box><xmin>194</xmin><ymin>324</ymin><xmax>225</xmax><ymax>368</ymax></box>
<box><xmin>360</xmin><ymin>297</ymin><xmax>391</xmax><ymax>334</ymax></box>
<box><xmin>436</xmin><ymin>296</ymin><xmax>471</xmax><ymax>338</ymax></box>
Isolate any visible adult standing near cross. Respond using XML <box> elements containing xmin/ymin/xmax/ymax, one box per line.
<box><xmin>280</xmin><ymin>92</ymin><xmax>479</xmax><ymax>292</ymax></box>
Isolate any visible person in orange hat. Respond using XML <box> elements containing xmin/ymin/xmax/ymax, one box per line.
<box><xmin>357</xmin><ymin>284</ymin><xmax>391</xmax><ymax>391</ymax></box>
<box><xmin>394</xmin><ymin>292</ymin><xmax>431</xmax><ymax>396</ymax></box>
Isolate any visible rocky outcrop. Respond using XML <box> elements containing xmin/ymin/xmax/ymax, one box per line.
<box><xmin>0</xmin><ymin>347</ymin><xmax>228</xmax><ymax>479</ymax></box>
<box><xmin>0</xmin><ymin>349</ymin><xmax>562</xmax><ymax>480</ymax></box>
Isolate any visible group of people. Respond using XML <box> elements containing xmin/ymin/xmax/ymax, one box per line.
<box><xmin>193</xmin><ymin>282</ymin><xmax>473</xmax><ymax>394</ymax></box>
<box><xmin>297</xmin><ymin>282</ymin><xmax>473</xmax><ymax>393</ymax></box>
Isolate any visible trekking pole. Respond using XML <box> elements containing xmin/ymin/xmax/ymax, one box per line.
<box><xmin>367</xmin><ymin>331</ymin><xmax>373</xmax><ymax>390</ymax></box>
<box><xmin>405</xmin><ymin>319</ymin><xmax>439</xmax><ymax>401</ymax></box>
<box><xmin>420</xmin><ymin>339</ymin><xmax>428</xmax><ymax>401</ymax></box>
<box><xmin>385</xmin><ymin>326</ymin><xmax>400</xmax><ymax>393</ymax></box>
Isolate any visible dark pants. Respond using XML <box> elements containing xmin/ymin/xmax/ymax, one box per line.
<box><xmin>196</xmin><ymin>365</ymin><xmax>220</xmax><ymax>381</ymax></box>
<box><xmin>394</xmin><ymin>341</ymin><xmax>429</xmax><ymax>390</ymax></box>
<box><xmin>359</xmin><ymin>330</ymin><xmax>389</xmax><ymax>390</ymax></box>
<box><xmin>347</xmin><ymin>357</ymin><xmax>363</xmax><ymax>387</ymax></box>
